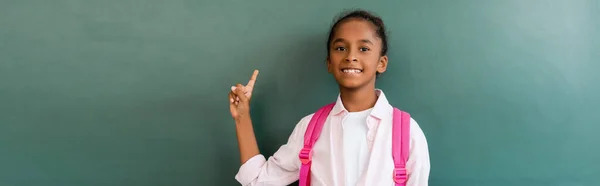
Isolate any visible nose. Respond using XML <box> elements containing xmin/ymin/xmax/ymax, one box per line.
<box><xmin>344</xmin><ymin>52</ymin><xmax>358</xmax><ymax>62</ymax></box>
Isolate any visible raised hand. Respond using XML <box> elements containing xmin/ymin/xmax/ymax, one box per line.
<box><xmin>231</xmin><ymin>70</ymin><xmax>259</xmax><ymax>102</ymax></box>
<box><xmin>229</xmin><ymin>70</ymin><xmax>259</xmax><ymax>119</ymax></box>
<box><xmin>228</xmin><ymin>70</ymin><xmax>261</xmax><ymax>165</ymax></box>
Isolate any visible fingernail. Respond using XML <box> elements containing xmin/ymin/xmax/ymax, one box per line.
<box><xmin>231</xmin><ymin>86</ymin><xmax>236</xmax><ymax>91</ymax></box>
<box><xmin>230</xmin><ymin>98</ymin><xmax>233</xmax><ymax>103</ymax></box>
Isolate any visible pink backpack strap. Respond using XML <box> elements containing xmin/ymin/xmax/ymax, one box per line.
<box><xmin>392</xmin><ymin>108</ymin><xmax>411</xmax><ymax>186</ymax></box>
<box><xmin>298</xmin><ymin>103</ymin><xmax>335</xmax><ymax>186</ymax></box>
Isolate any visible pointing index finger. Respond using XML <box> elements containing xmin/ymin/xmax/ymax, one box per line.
<box><xmin>246</xmin><ymin>70</ymin><xmax>259</xmax><ymax>88</ymax></box>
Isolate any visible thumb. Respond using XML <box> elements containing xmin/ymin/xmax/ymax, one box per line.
<box><xmin>235</xmin><ymin>84</ymin><xmax>249</xmax><ymax>103</ymax></box>
<box><xmin>231</xmin><ymin>86</ymin><xmax>248</xmax><ymax>93</ymax></box>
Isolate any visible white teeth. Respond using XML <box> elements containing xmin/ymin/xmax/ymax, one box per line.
<box><xmin>342</xmin><ymin>69</ymin><xmax>362</xmax><ymax>73</ymax></box>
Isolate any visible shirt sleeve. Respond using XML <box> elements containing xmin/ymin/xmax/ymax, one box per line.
<box><xmin>406</xmin><ymin>117</ymin><xmax>431</xmax><ymax>186</ymax></box>
<box><xmin>234</xmin><ymin>114</ymin><xmax>313</xmax><ymax>186</ymax></box>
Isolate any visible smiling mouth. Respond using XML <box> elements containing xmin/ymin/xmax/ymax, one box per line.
<box><xmin>341</xmin><ymin>68</ymin><xmax>363</xmax><ymax>74</ymax></box>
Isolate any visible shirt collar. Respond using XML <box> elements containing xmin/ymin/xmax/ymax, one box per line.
<box><xmin>330</xmin><ymin>89</ymin><xmax>393</xmax><ymax>120</ymax></box>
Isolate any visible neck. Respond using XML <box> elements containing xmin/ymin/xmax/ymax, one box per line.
<box><xmin>339</xmin><ymin>85</ymin><xmax>378</xmax><ymax>112</ymax></box>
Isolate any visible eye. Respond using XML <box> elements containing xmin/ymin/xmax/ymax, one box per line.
<box><xmin>359</xmin><ymin>47</ymin><xmax>370</xmax><ymax>52</ymax></box>
<box><xmin>335</xmin><ymin>47</ymin><xmax>346</xmax><ymax>51</ymax></box>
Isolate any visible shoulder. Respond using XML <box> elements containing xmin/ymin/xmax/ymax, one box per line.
<box><xmin>409</xmin><ymin>117</ymin><xmax>424</xmax><ymax>134</ymax></box>
<box><xmin>296</xmin><ymin>113</ymin><xmax>315</xmax><ymax>129</ymax></box>
<box><xmin>286</xmin><ymin>112</ymin><xmax>315</xmax><ymax>138</ymax></box>
<box><xmin>291</xmin><ymin>103</ymin><xmax>334</xmax><ymax>133</ymax></box>
<box><xmin>392</xmin><ymin>107</ymin><xmax>425</xmax><ymax>137</ymax></box>
<box><xmin>407</xmin><ymin>116</ymin><xmax>429</xmax><ymax>146</ymax></box>
<box><xmin>392</xmin><ymin>108</ymin><xmax>427</xmax><ymax>142</ymax></box>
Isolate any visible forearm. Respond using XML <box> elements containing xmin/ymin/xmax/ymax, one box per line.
<box><xmin>235</xmin><ymin>116</ymin><xmax>260</xmax><ymax>164</ymax></box>
<box><xmin>234</xmin><ymin>115</ymin><xmax>306</xmax><ymax>186</ymax></box>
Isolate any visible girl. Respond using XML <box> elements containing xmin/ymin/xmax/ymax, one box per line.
<box><xmin>228</xmin><ymin>10</ymin><xmax>430</xmax><ymax>186</ymax></box>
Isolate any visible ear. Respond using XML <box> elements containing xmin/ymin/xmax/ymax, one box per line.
<box><xmin>377</xmin><ymin>55</ymin><xmax>388</xmax><ymax>74</ymax></box>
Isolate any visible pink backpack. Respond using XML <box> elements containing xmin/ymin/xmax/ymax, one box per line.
<box><xmin>298</xmin><ymin>103</ymin><xmax>411</xmax><ymax>186</ymax></box>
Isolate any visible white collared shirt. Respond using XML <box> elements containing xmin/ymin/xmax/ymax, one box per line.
<box><xmin>235</xmin><ymin>89</ymin><xmax>430</xmax><ymax>186</ymax></box>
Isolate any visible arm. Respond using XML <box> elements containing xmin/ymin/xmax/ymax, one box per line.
<box><xmin>234</xmin><ymin>114</ymin><xmax>312</xmax><ymax>186</ymax></box>
<box><xmin>235</xmin><ymin>115</ymin><xmax>260</xmax><ymax>164</ymax></box>
<box><xmin>228</xmin><ymin>70</ymin><xmax>261</xmax><ymax>164</ymax></box>
<box><xmin>406</xmin><ymin>118</ymin><xmax>431</xmax><ymax>186</ymax></box>
<box><xmin>228</xmin><ymin>70</ymin><xmax>307</xmax><ymax>185</ymax></box>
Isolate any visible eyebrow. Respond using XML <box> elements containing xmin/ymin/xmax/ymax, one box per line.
<box><xmin>360</xmin><ymin>39</ymin><xmax>373</xmax><ymax>44</ymax></box>
<box><xmin>331</xmin><ymin>38</ymin><xmax>373</xmax><ymax>45</ymax></box>
<box><xmin>332</xmin><ymin>38</ymin><xmax>346</xmax><ymax>44</ymax></box>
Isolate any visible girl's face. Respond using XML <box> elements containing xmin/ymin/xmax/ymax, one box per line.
<box><xmin>327</xmin><ymin>19</ymin><xmax>388</xmax><ymax>90</ymax></box>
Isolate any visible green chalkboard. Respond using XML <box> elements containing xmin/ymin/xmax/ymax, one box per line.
<box><xmin>1</xmin><ymin>0</ymin><xmax>599</xmax><ymax>185</ymax></box>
